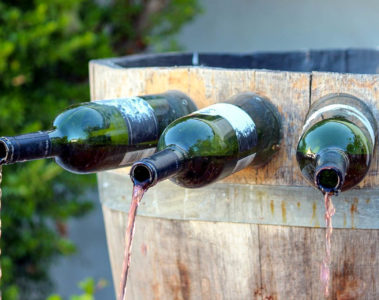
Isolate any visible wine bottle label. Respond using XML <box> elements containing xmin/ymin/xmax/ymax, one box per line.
<box><xmin>119</xmin><ymin>147</ymin><xmax>156</xmax><ymax>167</ymax></box>
<box><xmin>96</xmin><ymin>97</ymin><xmax>159</xmax><ymax>165</ymax></box>
<box><xmin>304</xmin><ymin>104</ymin><xmax>376</xmax><ymax>145</ymax></box>
<box><xmin>197</xmin><ymin>103</ymin><xmax>258</xmax><ymax>171</ymax></box>
<box><xmin>232</xmin><ymin>152</ymin><xmax>256</xmax><ymax>173</ymax></box>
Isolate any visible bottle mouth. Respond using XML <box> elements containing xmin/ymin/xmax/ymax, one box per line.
<box><xmin>130</xmin><ymin>162</ymin><xmax>156</xmax><ymax>188</ymax></box>
<box><xmin>0</xmin><ymin>139</ymin><xmax>9</xmax><ymax>164</ymax></box>
<box><xmin>315</xmin><ymin>167</ymin><xmax>343</xmax><ymax>194</ymax></box>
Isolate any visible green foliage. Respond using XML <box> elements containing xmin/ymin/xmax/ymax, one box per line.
<box><xmin>0</xmin><ymin>0</ymin><xmax>201</xmax><ymax>299</ymax></box>
<box><xmin>46</xmin><ymin>277</ymin><xmax>108</xmax><ymax>300</ymax></box>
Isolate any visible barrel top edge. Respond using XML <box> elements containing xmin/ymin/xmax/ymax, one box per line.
<box><xmin>89</xmin><ymin>49</ymin><xmax>379</xmax><ymax>75</ymax></box>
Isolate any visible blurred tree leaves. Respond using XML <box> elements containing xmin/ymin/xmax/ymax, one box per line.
<box><xmin>0</xmin><ymin>0</ymin><xmax>201</xmax><ymax>299</ymax></box>
<box><xmin>47</xmin><ymin>277</ymin><xmax>108</xmax><ymax>300</ymax></box>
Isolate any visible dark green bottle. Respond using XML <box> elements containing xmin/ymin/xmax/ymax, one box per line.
<box><xmin>130</xmin><ymin>92</ymin><xmax>282</xmax><ymax>188</ymax></box>
<box><xmin>296</xmin><ymin>93</ymin><xmax>377</xmax><ymax>194</ymax></box>
<box><xmin>0</xmin><ymin>91</ymin><xmax>197</xmax><ymax>173</ymax></box>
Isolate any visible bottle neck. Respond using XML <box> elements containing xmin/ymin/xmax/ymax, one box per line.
<box><xmin>130</xmin><ymin>146</ymin><xmax>186</xmax><ymax>188</ymax></box>
<box><xmin>314</xmin><ymin>148</ymin><xmax>349</xmax><ymax>195</ymax></box>
<box><xmin>0</xmin><ymin>131</ymin><xmax>56</xmax><ymax>164</ymax></box>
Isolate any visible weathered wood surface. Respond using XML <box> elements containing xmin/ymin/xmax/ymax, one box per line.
<box><xmin>90</xmin><ymin>53</ymin><xmax>379</xmax><ymax>299</ymax></box>
<box><xmin>98</xmin><ymin>171</ymin><xmax>379</xmax><ymax>230</ymax></box>
<box><xmin>103</xmin><ymin>205</ymin><xmax>379</xmax><ymax>300</ymax></box>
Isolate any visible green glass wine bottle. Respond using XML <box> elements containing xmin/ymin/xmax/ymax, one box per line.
<box><xmin>0</xmin><ymin>90</ymin><xmax>197</xmax><ymax>173</ymax></box>
<box><xmin>296</xmin><ymin>93</ymin><xmax>377</xmax><ymax>194</ymax></box>
<box><xmin>130</xmin><ymin>92</ymin><xmax>282</xmax><ymax>188</ymax></box>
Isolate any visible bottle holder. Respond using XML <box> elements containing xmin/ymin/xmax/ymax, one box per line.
<box><xmin>91</xmin><ymin>51</ymin><xmax>379</xmax><ymax>299</ymax></box>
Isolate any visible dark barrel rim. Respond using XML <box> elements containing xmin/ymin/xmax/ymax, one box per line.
<box><xmin>93</xmin><ymin>49</ymin><xmax>379</xmax><ymax>74</ymax></box>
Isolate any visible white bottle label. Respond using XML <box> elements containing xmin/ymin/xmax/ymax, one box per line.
<box><xmin>233</xmin><ymin>152</ymin><xmax>256</xmax><ymax>173</ymax></box>
<box><xmin>96</xmin><ymin>97</ymin><xmax>158</xmax><ymax>144</ymax></box>
<box><xmin>304</xmin><ymin>104</ymin><xmax>376</xmax><ymax>146</ymax></box>
<box><xmin>119</xmin><ymin>147</ymin><xmax>156</xmax><ymax>167</ymax></box>
<box><xmin>197</xmin><ymin>103</ymin><xmax>257</xmax><ymax>172</ymax></box>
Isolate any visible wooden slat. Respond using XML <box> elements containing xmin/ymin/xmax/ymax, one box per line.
<box><xmin>258</xmin><ymin>225</ymin><xmax>315</xmax><ymax>299</ymax></box>
<box><xmin>102</xmin><ymin>205</ymin><xmax>261</xmax><ymax>300</ymax></box>
<box><xmin>90</xmin><ymin>56</ymin><xmax>379</xmax><ymax>300</ymax></box>
<box><xmin>102</xmin><ymin>205</ymin><xmax>379</xmax><ymax>299</ymax></box>
<box><xmin>329</xmin><ymin>228</ymin><xmax>379</xmax><ymax>300</ymax></box>
<box><xmin>98</xmin><ymin>171</ymin><xmax>379</xmax><ymax>229</ymax></box>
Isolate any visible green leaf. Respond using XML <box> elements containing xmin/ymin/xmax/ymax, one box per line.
<box><xmin>78</xmin><ymin>277</ymin><xmax>95</xmax><ymax>295</ymax></box>
<box><xmin>70</xmin><ymin>295</ymin><xmax>93</xmax><ymax>300</ymax></box>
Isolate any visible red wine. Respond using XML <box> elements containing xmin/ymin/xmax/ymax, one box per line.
<box><xmin>118</xmin><ymin>184</ymin><xmax>147</xmax><ymax>300</ymax></box>
<box><xmin>320</xmin><ymin>192</ymin><xmax>335</xmax><ymax>297</ymax></box>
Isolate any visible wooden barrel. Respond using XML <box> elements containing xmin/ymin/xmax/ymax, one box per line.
<box><xmin>90</xmin><ymin>50</ymin><xmax>379</xmax><ymax>299</ymax></box>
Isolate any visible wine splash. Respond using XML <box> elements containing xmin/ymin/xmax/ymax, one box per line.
<box><xmin>320</xmin><ymin>192</ymin><xmax>335</xmax><ymax>297</ymax></box>
<box><xmin>118</xmin><ymin>183</ymin><xmax>147</xmax><ymax>300</ymax></box>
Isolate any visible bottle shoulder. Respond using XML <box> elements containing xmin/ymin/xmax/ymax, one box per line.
<box><xmin>298</xmin><ymin>119</ymin><xmax>372</xmax><ymax>155</ymax></box>
<box><xmin>158</xmin><ymin>116</ymin><xmax>239</xmax><ymax>156</ymax></box>
<box><xmin>297</xmin><ymin>118</ymin><xmax>373</xmax><ymax>192</ymax></box>
<box><xmin>52</xmin><ymin>103</ymin><xmax>126</xmax><ymax>141</ymax></box>
<box><xmin>192</xmin><ymin>103</ymin><xmax>258</xmax><ymax>143</ymax></box>
<box><xmin>54</xmin><ymin>104</ymin><xmax>104</xmax><ymax>127</ymax></box>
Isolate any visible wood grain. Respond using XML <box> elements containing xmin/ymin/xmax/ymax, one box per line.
<box><xmin>90</xmin><ymin>57</ymin><xmax>379</xmax><ymax>300</ymax></box>
<box><xmin>103</xmin><ymin>206</ymin><xmax>261</xmax><ymax>300</ymax></box>
<box><xmin>103</xmin><ymin>205</ymin><xmax>379</xmax><ymax>300</ymax></box>
<box><xmin>98</xmin><ymin>171</ymin><xmax>379</xmax><ymax>229</ymax></box>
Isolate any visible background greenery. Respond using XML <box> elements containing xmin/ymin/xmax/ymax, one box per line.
<box><xmin>47</xmin><ymin>277</ymin><xmax>108</xmax><ymax>300</ymax></box>
<box><xmin>0</xmin><ymin>0</ymin><xmax>201</xmax><ymax>299</ymax></box>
